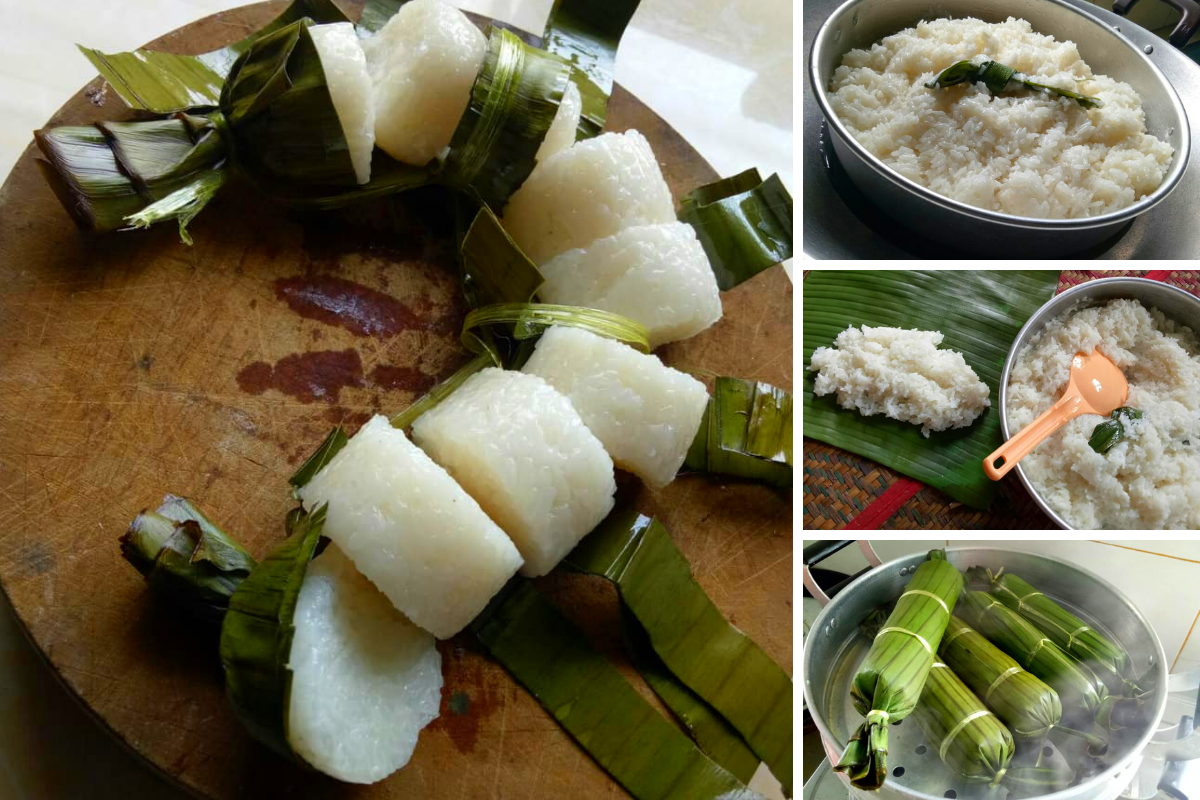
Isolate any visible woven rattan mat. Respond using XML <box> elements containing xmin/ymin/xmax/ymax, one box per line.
<box><xmin>801</xmin><ymin>270</ymin><xmax>1200</xmax><ymax>530</ymax></box>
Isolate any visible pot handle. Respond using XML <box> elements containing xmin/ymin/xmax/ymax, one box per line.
<box><xmin>802</xmin><ymin>540</ymin><xmax>882</xmax><ymax>606</ymax></box>
<box><xmin>1112</xmin><ymin>0</ymin><xmax>1200</xmax><ymax>50</ymax></box>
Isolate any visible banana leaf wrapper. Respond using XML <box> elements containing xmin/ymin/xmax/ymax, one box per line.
<box><xmin>802</xmin><ymin>270</ymin><xmax>1060</xmax><ymax>509</ymax></box>
<box><xmin>218</xmin><ymin>505</ymin><xmax>327</xmax><ymax>760</ymax></box>
<box><xmin>120</xmin><ymin>494</ymin><xmax>256</xmax><ymax>622</ymax></box>
<box><xmin>470</xmin><ymin>580</ymin><xmax>765</xmax><ymax>800</ymax></box>
<box><xmin>956</xmin><ymin>591</ymin><xmax>1111</xmax><ymax>727</ymax></box>
<box><xmin>939</xmin><ymin>616</ymin><xmax>1061</xmax><ymax>740</ymax></box>
<box><xmin>911</xmin><ymin>661</ymin><xmax>1015</xmax><ymax>785</ymax></box>
<box><xmin>968</xmin><ymin>567</ymin><xmax>1139</xmax><ymax>696</ymax></box>
<box><xmin>682</xmin><ymin>377</ymin><xmax>792</xmax><ymax>487</ymax></box>
<box><xmin>833</xmin><ymin>550</ymin><xmax>964</xmax><ymax>790</ymax></box>
<box><xmin>563</xmin><ymin>508</ymin><xmax>792</xmax><ymax>795</ymax></box>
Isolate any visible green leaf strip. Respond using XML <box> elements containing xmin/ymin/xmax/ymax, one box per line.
<box><xmin>458</xmin><ymin>205</ymin><xmax>545</xmax><ymax>308</ymax></box>
<box><xmin>218</xmin><ymin>505</ymin><xmax>327</xmax><ymax>761</ymax></box>
<box><xmin>619</xmin><ymin>607</ymin><xmax>761</xmax><ymax>784</ymax></box>
<box><xmin>564</xmin><ymin>508</ymin><xmax>793</xmax><ymax>795</ymax></box>
<box><xmin>77</xmin><ymin>0</ymin><xmax>350</xmax><ymax>113</ymax></box>
<box><xmin>389</xmin><ymin>352</ymin><xmax>495</xmax><ymax>430</ymax></box>
<box><xmin>541</xmin><ymin>0</ymin><xmax>642</xmax><ymax>139</ymax></box>
<box><xmin>288</xmin><ymin>425</ymin><xmax>350</xmax><ymax>493</ymax></box>
<box><xmin>802</xmin><ymin>270</ymin><xmax>1060</xmax><ymax>509</ymax></box>
<box><xmin>679</xmin><ymin>169</ymin><xmax>793</xmax><ymax>291</ymax></box>
<box><xmin>470</xmin><ymin>579</ymin><xmax>764</xmax><ymax>800</ymax></box>
<box><xmin>461</xmin><ymin>303</ymin><xmax>651</xmax><ymax>356</ymax></box>
<box><xmin>441</xmin><ymin>27</ymin><xmax>571</xmax><ymax>209</ymax></box>
<box><xmin>684</xmin><ymin>377</ymin><xmax>792</xmax><ymax>487</ymax></box>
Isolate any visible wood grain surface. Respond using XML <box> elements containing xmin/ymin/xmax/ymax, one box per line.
<box><xmin>0</xmin><ymin>3</ymin><xmax>794</xmax><ymax>798</ymax></box>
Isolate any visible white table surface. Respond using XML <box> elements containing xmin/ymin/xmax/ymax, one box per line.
<box><xmin>0</xmin><ymin>0</ymin><xmax>793</xmax><ymax>797</ymax></box>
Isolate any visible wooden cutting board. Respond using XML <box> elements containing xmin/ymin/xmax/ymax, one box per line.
<box><xmin>0</xmin><ymin>3</ymin><xmax>793</xmax><ymax>798</ymax></box>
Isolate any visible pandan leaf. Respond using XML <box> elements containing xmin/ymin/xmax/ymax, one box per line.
<box><xmin>461</xmin><ymin>303</ymin><xmax>652</xmax><ymax>359</ymax></box>
<box><xmin>120</xmin><ymin>495</ymin><xmax>257</xmax><ymax>622</ymax></box>
<box><xmin>926</xmin><ymin>60</ymin><xmax>1102</xmax><ymax>109</ymax></box>
<box><xmin>619</xmin><ymin>607</ymin><xmax>760</xmax><ymax>784</ymax></box>
<box><xmin>684</xmin><ymin>377</ymin><xmax>792</xmax><ymax>487</ymax></box>
<box><xmin>679</xmin><ymin>169</ymin><xmax>793</xmax><ymax>291</ymax></box>
<box><xmin>389</xmin><ymin>352</ymin><xmax>495</xmax><ymax>429</ymax></box>
<box><xmin>288</xmin><ymin>426</ymin><xmax>349</xmax><ymax>495</ymax></box>
<box><xmin>357</xmin><ymin>0</ymin><xmax>408</xmax><ymax>32</ymax></box>
<box><xmin>34</xmin><ymin>113</ymin><xmax>229</xmax><ymax>235</ymax></box>
<box><xmin>221</xmin><ymin>19</ymin><xmax>359</xmax><ymax>189</ymax></box>
<box><xmin>78</xmin><ymin>0</ymin><xmax>350</xmax><ymax>114</ymax></box>
<box><xmin>541</xmin><ymin>0</ymin><xmax>642</xmax><ymax>139</ymax></box>
<box><xmin>125</xmin><ymin>169</ymin><xmax>227</xmax><ymax>244</ymax></box>
<box><xmin>219</xmin><ymin>505</ymin><xmax>326</xmax><ymax>760</ymax></box>
<box><xmin>564</xmin><ymin>509</ymin><xmax>792</xmax><ymax>795</ymax></box>
<box><xmin>471</xmin><ymin>579</ymin><xmax>765</xmax><ymax>800</ymax></box>
<box><xmin>803</xmin><ymin>270</ymin><xmax>1060</xmax><ymax>509</ymax></box>
<box><xmin>442</xmin><ymin>27</ymin><xmax>572</xmax><ymax>209</ymax></box>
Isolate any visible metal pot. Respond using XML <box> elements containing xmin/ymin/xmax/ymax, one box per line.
<box><xmin>808</xmin><ymin>0</ymin><xmax>1192</xmax><ymax>257</ymax></box>
<box><xmin>997</xmin><ymin>278</ymin><xmax>1200</xmax><ymax>529</ymax></box>
<box><xmin>803</xmin><ymin>547</ymin><xmax>1169</xmax><ymax>800</ymax></box>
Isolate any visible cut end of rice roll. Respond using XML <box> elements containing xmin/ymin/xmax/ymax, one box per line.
<box><xmin>537</xmin><ymin>221</ymin><xmax>723</xmax><ymax>348</ymax></box>
<box><xmin>287</xmin><ymin>543</ymin><xmax>442</xmax><ymax>783</ymax></box>
<box><xmin>502</xmin><ymin>129</ymin><xmax>676</xmax><ymax>264</ymax></box>
<box><xmin>412</xmin><ymin>368</ymin><xmax>616</xmax><ymax>577</ymax></box>
<box><xmin>522</xmin><ymin>327</ymin><xmax>709</xmax><ymax>488</ymax></box>
<box><xmin>534</xmin><ymin>80</ymin><xmax>581</xmax><ymax>164</ymax></box>
<box><xmin>364</xmin><ymin>0</ymin><xmax>486</xmax><ymax>166</ymax></box>
<box><xmin>298</xmin><ymin>415</ymin><xmax>523</xmax><ymax>639</ymax></box>
<box><xmin>310</xmin><ymin>23</ymin><xmax>376</xmax><ymax>185</ymax></box>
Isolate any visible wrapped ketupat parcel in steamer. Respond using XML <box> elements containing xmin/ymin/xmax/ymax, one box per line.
<box><xmin>834</xmin><ymin>550</ymin><xmax>964</xmax><ymax>789</ymax></box>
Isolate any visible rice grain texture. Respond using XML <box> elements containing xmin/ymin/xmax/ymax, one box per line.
<box><xmin>809</xmin><ymin>325</ymin><xmax>991</xmax><ymax>437</ymax></box>
<box><xmin>828</xmin><ymin>17</ymin><xmax>1174</xmax><ymax>218</ymax></box>
<box><xmin>1007</xmin><ymin>299</ymin><xmax>1200</xmax><ymax>529</ymax></box>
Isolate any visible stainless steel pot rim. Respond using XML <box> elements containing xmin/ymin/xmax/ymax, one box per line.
<box><xmin>802</xmin><ymin>546</ymin><xmax>1169</xmax><ymax>800</ymax></box>
<box><xmin>998</xmin><ymin>277</ymin><xmax>1200</xmax><ymax>530</ymax></box>
<box><xmin>808</xmin><ymin>0</ymin><xmax>1192</xmax><ymax>232</ymax></box>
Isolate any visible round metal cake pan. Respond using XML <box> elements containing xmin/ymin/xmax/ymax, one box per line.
<box><xmin>807</xmin><ymin>0</ymin><xmax>1192</xmax><ymax>257</ymax></box>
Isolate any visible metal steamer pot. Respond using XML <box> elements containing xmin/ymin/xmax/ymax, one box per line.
<box><xmin>998</xmin><ymin>278</ymin><xmax>1200</xmax><ymax>530</ymax></box>
<box><xmin>808</xmin><ymin>0</ymin><xmax>1192</xmax><ymax>257</ymax></box>
<box><xmin>803</xmin><ymin>546</ymin><xmax>1170</xmax><ymax>800</ymax></box>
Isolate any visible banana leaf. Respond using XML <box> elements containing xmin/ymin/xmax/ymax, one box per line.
<box><xmin>120</xmin><ymin>494</ymin><xmax>257</xmax><ymax>623</ymax></box>
<box><xmin>683</xmin><ymin>377</ymin><xmax>791</xmax><ymax>487</ymax></box>
<box><xmin>470</xmin><ymin>579</ymin><xmax>764</xmax><ymax>800</ymax></box>
<box><xmin>956</xmin><ymin>591</ymin><xmax>1113</xmax><ymax>728</ymax></box>
<box><xmin>564</xmin><ymin>508</ymin><xmax>793</xmax><ymax>795</ymax></box>
<box><xmin>912</xmin><ymin>661</ymin><xmax>1016</xmax><ymax>785</ymax></box>
<box><xmin>541</xmin><ymin>0</ymin><xmax>641</xmax><ymax>139</ymax></box>
<box><xmin>35</xmin><ymin>113</ymin><xmax>228</xmax><ymax>235</ymax></box>
<box><xmin>939</xmin><ymin>616</ymin><xmax>1108</xmax><ymax>753</ymax></box>
<box><xmin>441</xmin><ymin>27</ymin><xmax>572</xmax><ymax>209</ymax></box>
<box><xmin>218</xmin><ymin>505</ymin><xmax>326</xmax><ymax>760</ymax></box>
<box><xmin>79</xmin><ymin>0</ymin><xmax>350</xmax><ymax>113</ymax></box>
<box><xmin>834</xmin><ymin>550</ymin><xmax>963</xmax><ymax>790</ymax></box>
<box><xmin>968</xmin><ymin>567</ymin><xmax>1140</xmax><ymax>696</ymax></box>
<box><xmin>802</xmin><ymin>270</ymin><xmax>1060</xmax><ymax>509</ymax></box>
<box><xmin>619</xmin><ymin>607</ymin><xmax>760</xmax><ymax>784</ymax></box>
<box><xmin>357</xmin><ymin>0</ymin><xmax>408</xmax><ymax>32</ymax></box>
<box><xmin>459</xmin><ymin>205</ymin><xmax>544</xmax><ymax>309</ymax></box>
<box><xmin>679</xmin><ymin>169</ymin><xmax>793</xmax><ymax>291</ymax></box>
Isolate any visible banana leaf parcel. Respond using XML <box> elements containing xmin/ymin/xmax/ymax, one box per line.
<box><xmin>956</xmin><ymin>591</ymin><xmax>1112</xmax><ymax>729</ymax></box>
<box><xmin>912</xmin><ymin>662</ymin><xmax>1075</xmax><ymax>794</ymax></box>
<box><xmin>969</xmin><ymin>568</ymin><xmax>1140</xmax><ymax>696</ymax></box>
<box><xmin>802</xmin><ymin>270</ymin><xmax>1059</xmax><ymax>508</ymax></box>
<box><xmin>834</xmin><ymin>550</ymin><xmax>964</xmax><ymax>789</ymax></box>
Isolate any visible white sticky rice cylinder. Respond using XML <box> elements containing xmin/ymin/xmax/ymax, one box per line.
<box><xmin>502</xmin><ymin>129</ymin><xmax>676</xmax><ymax>264</ymax></box>
<box><xmin>299</xmin><ymin>415</ymin><xmax>523</xmax><ymax>638</ymax></box>
<box><xmin>288</xmin><ymin>544</ymin><xmax>442</xmax><ymax>784</ymax></box>
<box><xmin>537</xmin><ymin>221</ymin><xmax>722</xmax><ymax>348</ymax></box>
<box><xmin>534</xmin><ymin>80</ymin><xmax>582</xmax><ymax>163</ymax></box>
<box><xmin>522</xmin><ymin>327</ymin><xmax>710</xmax><ymax>488</ymax></box>
<box><xmin>309</xmin><ymin>23</ymin><xmax>376</xmax><ymax>185</ymax></box>
<box><xmin>411</xmin><ymin>368</ymin><xmax>616</xmax><ymax>577</ymax></box>
<box><xmin>364</xmin><ymin>0</ymin><xmax>487</xmax><ymax>166</ymax></box>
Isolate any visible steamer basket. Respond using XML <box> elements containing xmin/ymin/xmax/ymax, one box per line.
<box><xmin>803</xmin><ymin>548</ymin><xmax>1168</xmax><ymax>800</ymax></box>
